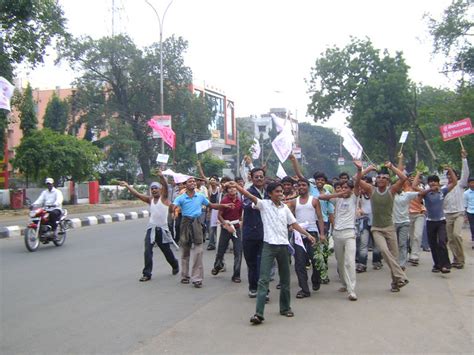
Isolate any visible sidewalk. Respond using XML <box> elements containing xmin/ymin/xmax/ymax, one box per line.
<box><xmin>0</xmin><ymin>200</ymin><xmax>148</xmax><ymax>238</ymax></box>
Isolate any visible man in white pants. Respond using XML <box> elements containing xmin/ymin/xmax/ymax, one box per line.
<box><xmin>319</xmin><ymin>166</ymin><xmax>360</xmax><ymax>301</ymax></box>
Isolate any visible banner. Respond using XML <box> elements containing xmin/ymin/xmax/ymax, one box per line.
<box><xmin>195</xmin><ymin>140</ymin><xmax>212</xmax><ymax>154</ymax></box>
<box><xmin>250</xmin><ymin>138</ymin><xmax>261</xmax><ymax>160</ymax></box>
<box><xmin>0</xmin><ymin>77</ymin><xmax>15</xmax><ymax>111</ymax></box>
<box><xmin>276</xmin><ymin>163</ymin><xmax>287</xmax><ymax>179</ymax></box>
<box><xmin>439</xmin><ymin>118</ymin><xmax>473</xmax><ymax>141</ymax></box>
<box><xmin>272</xmin><ymin>130</ymin><xmax>294</xmax><ymax>163</ymax></box>
<box><xmin>148</xmin><ymin>119</ymin><xmax>176</xmax><ymax>149</ymax></box>
<box><xmin>162</xmin><ymin>168</ymin><xmax>191</xmax><ymax>184</ymax></box>
<box><xmin>341</xmin><ymin>129</ymin><xmax>363</xmax><ymax>160</ymax></box>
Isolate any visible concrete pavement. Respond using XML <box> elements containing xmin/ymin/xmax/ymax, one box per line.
<box><xmin>1</xmin><ymin>218</ymin><xmax>473</xmax><ymax>354</ymax></box>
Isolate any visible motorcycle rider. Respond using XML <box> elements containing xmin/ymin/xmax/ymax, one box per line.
<box><xmin>32</xmin><ymin>178</ymin><xmax>64</xmax><ymax>239</ymax></box>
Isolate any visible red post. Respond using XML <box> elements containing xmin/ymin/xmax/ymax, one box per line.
<box><xmin>88</xmin><ymin>181</ymin><xmax>99</xmax><ymax>204</ymax></box>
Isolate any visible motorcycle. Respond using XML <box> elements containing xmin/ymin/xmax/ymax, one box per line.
<box><xmin>24</xmin><ymin>206</ymin><xmax>72</xmax><ymax>252</ymax></box>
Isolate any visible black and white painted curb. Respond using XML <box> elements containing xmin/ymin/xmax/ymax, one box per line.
<box><xmin>0</xmin><ymin>210</ymin><xmax>149</xmax><ymax>239</ymax></box>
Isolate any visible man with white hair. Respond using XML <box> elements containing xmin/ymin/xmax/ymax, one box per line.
<box><xmin>33</xmin><ymin>178</ymin><xmax>64</xmax><ymax>239</ymax></box>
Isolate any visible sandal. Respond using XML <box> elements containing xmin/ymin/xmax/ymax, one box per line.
<box><xmin>232</xmin><ymin>277</ymin><xmax>241</xmax><ymax>283</ymax></box>
<box><xmin>280</xmin><ymin>310</ymin><xmax>294</xmax><ymax>317</ymax></box>
<box><xmin>139</xmin><ymin>275</ymin><xmax>151</xmax><ymax>282</ymax></box>
<box><xmin>250</xmin><ymin>314</ymin><xmax>264</xmax><ymax>325</ymax></box>
<box><xmin>397</xmin><ymin>279</ymin><xmax>409</xmax><ymax>288</ymax></box>
<box><xmin>180</xmin><ymin>278</ymin><xmax>190</xmax><ymax>284</ymax></box>
<box><xmin>193</xmin><ymin>281</ymin><xmax>202</xmax><ymax>288</ymax></box>
<box><xmin>296</xmin><ymin>290</ymin><xmax>310</xmax><ymax>299</ymax></box>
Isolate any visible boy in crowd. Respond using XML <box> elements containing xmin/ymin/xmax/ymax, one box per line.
<box><xmin>419</xmin><ymin>168</ymin><xmax>458</xmax><ymax>274</ymax></box>
<box><xmin>227</xmin><ymin>181</ymin><xmax>315</xmax><ymax>325</ymax></box>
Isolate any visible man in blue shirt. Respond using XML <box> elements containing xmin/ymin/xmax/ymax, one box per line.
<box><xmin>419</xmin><ymin>168</ymin><xmax>458</xmax><ymax>274</ymax></box>
<box><xmin>464</xmin><ymin>177</ymin><xmax>474</xmax><ymax>250</ymax></box>
<box><xmin>173</xmin><ymin>177</ymin><xmax>233</xmax><ymax>288</ymax></box>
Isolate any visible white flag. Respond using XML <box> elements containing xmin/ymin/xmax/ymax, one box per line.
<box><xmin>195</xmin><ymin>140</ymin><xmax>212</xmax><ymax>154</ymax></box>
<box><xmin>173</xmin><ymin>173</ymin><xmax>192</xmax><ymax>184</ymax></box>
<box><xmin>272</xmin><ymin>130</ymin><xmax>294</xmax><ymax>163</ymax></box>
<box><xmin>271</xmin><ymin>113</ymin><xmax>286</xmax><ymax>132</ymax></box>
<box><xmin>156</xmin><ymin>153</ymin><xmax>169</xmax><ymax>164</ymax></box>
<box><xmin>341</xmin><ymin>129</ymin><xmax>363</xmax><ymax>160</ymax></box>
<box><xmin>399</xmin><ymin>131</ymin><xmax>409</xmax><ymax>144</ymax></box>
<box><xmin>276</xmin><ymin>163</ymin><xmax>287</xmax><ymax>179</ymax></box>
<box><xmin>293</xmin><ymin>222</ymin><xmax>309</xmax><ymax>251</ymax></box>
<box><xmin>0</xmin><ymin>77</ymin><xmax>15</xmax><ymax>111</ymax></box>
<box><xmin>250</xmin><ymin>138</ymin><xmax>261</xmax><ymax>160</ymax></box>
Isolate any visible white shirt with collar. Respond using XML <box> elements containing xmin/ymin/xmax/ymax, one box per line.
<box><xmin>255</xmin><ymin>199</ymin><xmax>296</xmax><ymax>245</ymax></box>
<box><xmin>33</xmin><ymin>187</ymin><xmax>63</xmax><ymax>209</ymax></box>
<box><xmin>443</xmin><ymin>158</ymin><xmax>469</xmax><ymax>213</ymax></box>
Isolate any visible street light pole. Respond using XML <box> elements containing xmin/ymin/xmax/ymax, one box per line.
<box><xmin>145</xmin><ymin>0</ymin><xmax>174</xmax><ymax>153</ymax></box>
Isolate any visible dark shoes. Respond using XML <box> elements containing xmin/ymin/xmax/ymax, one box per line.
<box><xmin>276</xmin><ymin>283</ymin><xmax>281</xmax><ymax>289</ymax></box>
<box><xmin>408</xmin><ymin>259</ymin><xmax>419</xmax><ymax>266</ymax></box>
<box><xmin>296</xmin><ymin>290</ymin><xmax>310</xmax><ymax>299</ymax></box>
<box><xmin>451</xmin><ymin>262</ymin><xmax>464</xmax><ymax>269</ymax></box>
<box><xmin>312</xmin><ymin>283</ymin><xmax>321</xmax><ymax>291</ymax></box>
<box><xmin>250</xmin><ymin>314</ymin><xmax>264</xmax><ymax>325</ymax></box>
<box><xmin>432</xmin><ymin>267</ymin><xmax>441</xmax><ymax>273</ymax></box>
<box><xmin>440</xmin><ymin>267</ymin><xmax>451</xmax><ymax>274</ymax></box>
<box><xmin>356</xmin><ymin>265</ymin><xmax>367</xmax><ymax>273</ymax></box>
<box><xmin>193</xmin><ymin>281</ymin><xmax>203</xmax><ymax>288</ymax></box>
<box><xmin>172</xmin><ymin>266</ymin><xmax>179</xmax><ymax>275</ymax></box>
<box><xmin>231</xmin><ymin>277</ymin><xmax>241</xmax><ymax>283</ymax></box>
<box><xmin>139</xmin><ymin>275</ymin><xmax>151</xmax><ymax>282</ymax></box>
<box><xmin>207</xmin><ymin>245</ymin><xmax>216</xmax><ymax>251</ymax></box>
<box><xmin>280</xmin><ymin>309</ymin><xmax>294</xmax><ymax>317</ymax></box>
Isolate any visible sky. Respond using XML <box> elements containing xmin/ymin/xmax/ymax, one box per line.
<box><xmin>21</xmin><ymin>0</ymin><xmax>457</xmax><ymax>129</ymax></box>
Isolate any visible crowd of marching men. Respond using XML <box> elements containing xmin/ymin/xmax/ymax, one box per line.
<box><xmin>120</xmin><ymin>148</ymin><xmax>474</xmax><ymax>325</ymax></box>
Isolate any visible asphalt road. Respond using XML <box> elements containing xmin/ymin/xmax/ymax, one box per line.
<box><xmin>1</xmin><ymin>219</ymin><xmax>473</xmax><ymax>354</ymax></box>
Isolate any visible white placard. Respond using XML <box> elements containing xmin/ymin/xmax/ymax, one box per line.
<box><xmin>399</xmin><ymin>131</ymin><xmax>409</xmax><ymax>144</ymax></box>
<box><xmin>250</xmin><ymin>138</ymin><xmax>261</xmax><ymax>160</ymax></box>
<box><xmin>156</xmin><ymin>153</ymin><xmax>169</xmax><ymax>164</ymax></box>
<box><xmin>272</xmin><ymin>130</ymin><xmax>294</xmax><ymax>163</ymax></box>
<box><xmin>276</xmin><ymin>163</ymin><xmax>287</xmax><ymax>179</ymax></box>
<box><xmin>0</xmin><ymin>76</ymin><xmax>15</xmax><ymax>111</ymax></box>
<box><xmin>195</xmin><ymin>140</ymin><xmax>212</xmax><ymax>154</ymax></box>
<box><xmin>341</xmin><ymin>129</ymin><xmax>363</xmax><ymax>160</ymax></box>
<box><xmin>293</xmin><ymin>222</ymin><xmax>309</xmax><ymax>251</ymax></box>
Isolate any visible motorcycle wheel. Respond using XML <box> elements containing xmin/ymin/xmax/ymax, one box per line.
<box><xmin>53</xmin><ymin>223</ymin><xmax>67</xmax><ymax>247</ymax></box>
<box><xmin>24</xmin><ymin>227</ymin><xmax>40</xmax><ymax>252</ymax></box>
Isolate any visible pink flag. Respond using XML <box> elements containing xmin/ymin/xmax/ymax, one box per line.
<box><xmin>148</xmin><ymin>119</ymin><xmax>176</xmax><ymax>149</ymax></box>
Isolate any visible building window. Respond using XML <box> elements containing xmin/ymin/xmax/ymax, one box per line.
<box><xmin>258</xmin><ymin>125</ymin><xmax>266</xmax><ymax>133</ymax></box>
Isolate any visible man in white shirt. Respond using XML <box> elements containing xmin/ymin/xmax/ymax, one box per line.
<box><xmin>443</xmin><ymin>149</ymin><xmax>469</xmax><ymax>269</ymax></box>
<box><xmin>228</xmin><ymin>181</ymin><xmax>315</xmax><ymax>325</ymax></box>
<box><xmin>33</xmin><ymin>178</ymin><xmax>64</xmax><ymax>239</ymax></box>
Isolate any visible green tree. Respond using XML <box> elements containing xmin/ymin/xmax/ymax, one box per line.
<box><xmin>60</xmin><ymin>34</ymin><xmax>212</xmax><ymax>179</ymax></box>
<box><xmin>297</xmin><ymin>123</ymin><xmax>344</xmax><ymax>179</ymax></box>
<box><xmin>415</xmin><ymin>85</ymin><xmax>473</xmax><ymax>171</ymax></box>
<box><xmin>18</xmin><ymin>83</ymin><xmax>37</xmax><ymax>136</ymax></box>
<box><xmin>426</xmin><ymin>0</ymin><xmax>473</xmax><ymax>80</ymax></box>
<box><xmin>43</xmin><ymin>93</ymin><xmax>69</xmax><ymax>133</ymax></box>
<box><xmin>0</xmin><ymin>0</ymin><xmax>69</xmax><ymax>158</ymax></box>
<box><xmin>13</xmin><ymin>128</ymin><xmax>103</xmax><ymax>184</ymax></box>
<box><xmin>199</xmin><ymin>152</ymin><xmax>227</xmax><ymax>177</ymax></box>
<box><xmin>307</xmin><ymin>37</ymin><xmax>412</xmax><ymax>162</ymax></box>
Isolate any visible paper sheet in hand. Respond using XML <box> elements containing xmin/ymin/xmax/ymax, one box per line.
<box><xmin>156</xmin><ymin>153</ymin><xmax>169</xmax><ymax>164</ymax></box>
<box><xmin>195</xmin><ymin>140</ymin><xmax>212</xmax><ymax>154</ymax></box>
<box><xmin>276</xmin><ymin>163</ymin><xmax>287</xmax><ymax>179</ymax></box>
<box><xmin>250</xmin><ymin>138</ymin><xmax>261</xmax><ymax>160</ymax></box>
<box><xmin>341</xmin><ymin>130</ymin><xmax>363</xmax><ymax>159</ymax></box>
<box><xmin>272</xmin><ymin>130</ymin><xmax>294</xmax><ymax>163</ymax></box>
<box><xmin>399</xmin><ymin>131</ymin><xmax>409</xmax><ymax>144</ymax></box>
